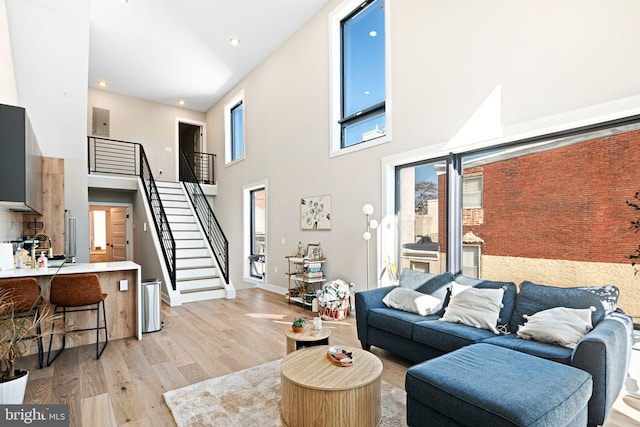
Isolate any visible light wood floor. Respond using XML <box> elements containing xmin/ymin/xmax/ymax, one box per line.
<box><xmin>20</xmin><ymin>288</ymin><xmax>640</xmax><ymax>427</ymax></box>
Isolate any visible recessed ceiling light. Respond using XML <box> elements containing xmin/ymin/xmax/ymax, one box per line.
<box><xmin>97</xmin><ymin>80</ymin><xmax>108</xmax><ymax>88</ymax></box>
<box><xmin>229</xmin><ymin>37</ymin><xmax>240</xmax><ymax>47</ymax></box>
<box><xmin>178</xmin><ymin>100</ymin><xmax>185</xmax><ymax>106</ymax></box>
<box><xmin>369</xmin><ymin>30</ymin><xmax>377</xmax><ymax>37</ymax></box>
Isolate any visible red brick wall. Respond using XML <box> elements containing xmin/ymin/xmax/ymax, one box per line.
<box><xmin>463</xmin><ymin>130</ymin><xmax>640</xmax><ymax>264</ymax></box>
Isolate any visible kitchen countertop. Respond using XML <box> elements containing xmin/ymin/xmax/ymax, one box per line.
<box><xmin>0</xmin><ymin>261</ymin><xmax>144</xmax><ymax>340</ymax></box>
<box><xmin>0</xmin><ymin>261</ymin><xmax>140</xmax><ymax>278</ymax></box>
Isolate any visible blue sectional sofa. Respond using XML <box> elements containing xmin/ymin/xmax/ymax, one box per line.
<box><xmin>355</xmin><ymin>270</ymin><xmax>634</xmax><ymax>426</ymax></box>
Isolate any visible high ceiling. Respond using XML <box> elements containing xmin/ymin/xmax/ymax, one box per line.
<box><xmin>88</xmin><ymin>0</ymin><xmax>330</xmax><ymax>112</ymax></box>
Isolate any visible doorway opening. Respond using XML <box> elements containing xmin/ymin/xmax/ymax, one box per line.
<box><xmin>89</xmin><ymin>205</ymin><xmax>132</xmax><ymax>263</ymax></box>
<box><xmin>177</xmin><ymin>120</ymin><xmax>212</xmax><ymax>183</ymax></box>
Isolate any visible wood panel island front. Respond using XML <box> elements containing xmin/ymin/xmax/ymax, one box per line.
<box><xmin>0</xmin><ymin>261</ymin><xmax>142</xmax><ymax>356</ymax></box>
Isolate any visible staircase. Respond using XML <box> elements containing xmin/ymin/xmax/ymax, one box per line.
<box><xmin>156</xmin><ymin>181</ymin><xmax>225</xmax><ymax>303</ymax></box>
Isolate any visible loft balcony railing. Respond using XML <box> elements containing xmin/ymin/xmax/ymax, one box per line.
<box><xmin>87</xmin><ymin>136</ymin><xmax>176</xmax><ymax>290</ymax></box>
<box><xmin>180</xmin><ymin>151</ymin><xmax>216</xmax><ymax>185</ymax></box>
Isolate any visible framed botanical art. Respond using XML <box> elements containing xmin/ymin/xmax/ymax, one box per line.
<box><xmin>300</xmin><ymin>194</ymin><xmax>331</xmax><ymax>230</ymax></box>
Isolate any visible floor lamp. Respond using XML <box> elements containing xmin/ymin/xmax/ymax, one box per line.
<box><xmin>362</xmin><ymin>204</ymin><xmax>379</xmax><ymax>289</ymax></box>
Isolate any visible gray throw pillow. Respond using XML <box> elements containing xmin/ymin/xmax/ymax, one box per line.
<box><xmin>510</xmin><ymin>281</ymin><xmax>612</xmax><ymax>333</ymax></box>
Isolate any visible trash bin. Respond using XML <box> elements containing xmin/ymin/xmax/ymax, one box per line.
<box><xmin>141</xmin><ymin>278</ymin><xmax>162</xmax><ymax>333</ymax></box>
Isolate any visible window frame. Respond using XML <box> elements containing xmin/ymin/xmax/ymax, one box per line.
<box><xmin>243</xmin><ymin>180</ymin><xmax>268</xmax><ymax>284</ymax></box>
<box><xmin>329</xmin><ymin>0</ymin><xmax>392</xmax><ymax>157</ymax></box>
<box><xmin>224</xmin><ymin>90</ymin><xmax>245</xmax><ymax>165</ymax></box>
<box><xmin>462</xmin><ymin>175</ymin><xmax>483</xmax><ymax>209</ymax></box>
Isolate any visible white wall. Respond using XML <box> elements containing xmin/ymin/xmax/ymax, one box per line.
<box><xmin>206</xmin><ymin>0</ymin><xmax>640</xmax><ymax>293</ymax></box>
<box><xmin>88</xmin><ymin>89</ymin><xmax>206</xmax><ymax>182</ymax></box>
<box><xmin>4</xmin><ymin>0</ymin><xmax>91</xmax><ymax>261</ymax></box>
<box><xmin>0</xmin><ymin>0</ymin><xmax>17</xmax><ymax>105</ymax></box>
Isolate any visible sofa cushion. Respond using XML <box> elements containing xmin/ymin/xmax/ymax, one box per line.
<box><xmin>413</xmin><ymin>319</ymin><xmax>496</xmax><ymax>353</ymax></box>
<box><xmin>382</xmin><ymin>287</ymin><xmax>443</xmax><ymax>316</ymax></box>
<box><xmin>517</xmin><ymin>307</ymin><xmax>594</xmax><ymax>349</ymax></box>
<box><xmin>482</xmin><ymin>334</ymin><xmax>574</xmax><ymax>364</ymax></box>
<box><xmin>510</xmin><ymin>281</ymin><xmax>612</xmax><ymax>333</ymax></box>
<box><xmin>406</xmin><ymin>343</ymin><xmax>592</xmax><ymax>427</ymax></box>
<box><xmin>368</xmin><ymin>307</ymin><xmax>439</xmax><ymax>339</ymax></box>
<box><xmin>453</xmin><ymin>275</ymin><xmax>517</xmax><ymax>331</ymax></box>
<box><xmin>441</xmin><ymin>284</ymin><xmax>504</xmax><ymax>333</ymax></box>
<box><xmin>575</xmin><ymin>284</ymin><xmax>619</xmax><ymax>316</ymax></box>
<box><xmin>398</xmin><ymin>268</ymin><xmax>438</xmax><ymax>290</ymax></box>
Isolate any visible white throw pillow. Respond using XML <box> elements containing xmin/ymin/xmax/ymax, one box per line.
<box><xmin>516</xmin><ymin>307</ymin><xmax>594</xmax><ymax>349</ymax></box>
<box><xmin>441</xmin><ymin>284</ymin><xmax>504</xmax><ymax>333</ymax></box>
<box><xmin>382</xmin><ymin>288</ymin><xmax>442</xmax><ymax>316</ymax></box>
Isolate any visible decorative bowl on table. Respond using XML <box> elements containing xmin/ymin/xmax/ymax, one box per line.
<box><xmin>327</xmin><ymin>346</ymin><xmax>353</xmax><ymax>367</ymax></box>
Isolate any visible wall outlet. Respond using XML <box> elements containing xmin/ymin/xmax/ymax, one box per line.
<box><xmin>119</xmin><ymin>279</ymin><xmax>128</xmax><ymax>291</ymax></box>
<box><xmin>281</xmin><ymin>237</ymin><xmax>286</xmax><ymax>244</ymax></box>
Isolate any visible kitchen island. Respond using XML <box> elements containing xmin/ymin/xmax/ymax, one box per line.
<box><xmin>0</xmin><ymin>261</ymin><xmax>142</xmax><ymax>355</ymax></box>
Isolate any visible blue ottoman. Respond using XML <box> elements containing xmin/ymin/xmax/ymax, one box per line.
<box><xmin>405</xmin><ymin>343</ymin><xmax>592</xmax><ymax>427</ymax></box>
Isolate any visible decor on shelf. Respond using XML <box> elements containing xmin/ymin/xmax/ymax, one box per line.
<box><xmin>291</xmin><ymin>317</ymin><xmax>307</xmax><ymax>333</ymax></box>
<box><xmin>305</xmin><ymin>243</ymin><xmax>322</xmax><ymax>260</ymax></box>
<box><xmin>317</xmin><ymin>279</ymin><xmax>351</xmax><ymax>320</ymax></box>
<box><xmin>362</xmin><ymin>203</ymin><xmax>379</xmax><ymax>289</ymax></box>
<box><xmin>301</xmin><ymin>194</ymin><xmax>331</xmax><ymax>230</ymax></box>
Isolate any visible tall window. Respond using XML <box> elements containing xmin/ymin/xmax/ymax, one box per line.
<box><xmin>249</xmin><ymin>188</ymin><xmax>266</xmax><ymax>280</ymax></box>
<box><xmin>224</xmin><ymin>91</ymin><xmax>245</xmax><ymax>165</ymax></box>
<box><xmin>330</xmin><ymin>0</ymin><xmax>389</xmax><ymax>155</ymax></box>
<box><xmin>231</xmin><ymin>102</ymin><xmax>244</xmax><ymax>160</ymax></box>
<box><xmin>396</xmin><ymin>160</ymin><xmax>448</xmax><ymax>275</ymax></box>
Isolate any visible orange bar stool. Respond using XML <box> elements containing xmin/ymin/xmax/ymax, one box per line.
<box><xmin>46</xmin><ymin>273</ymin><xmax>108</xmax><ymax>365</ymax></box>
<box><xmin>0</xmin><ymin>277</ymin><xmax>45</xmax><ymax>368</ymax></box>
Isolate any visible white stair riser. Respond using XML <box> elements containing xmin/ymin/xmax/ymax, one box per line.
<box><xmin>177</xmin><ymin>248</ymin><xmax>209</xmax><ymax>258</ymax></box>
<box><xmin>177</xmin><ymin>278</ymin><xmax>222</xmax><ymax>291</ymax></box>
<box><xmin>177</xmin><ymin>258</ymin><xmax>214</xmax><ymax>268</ymax></box>
<box><xmin>177</xmin><ymin>268</ymin><xmax>217</xmax><ymax>280</ymax></box>
<box><xmin>156</xmin><ymin>181</ymin><xmax>182</xmax><ymax>189</ymax></box>
<box><xmin>173</xmin><ymin>231</ymin><xmax>202</xmax><ymax>240</ymax></box>
<box><xmin>180</xmin><ymin>288</ymin><xmax>226</xmax><ymax>304</ymax></box>
<box><xmin>158</xmin><ymin>193</ymin><xmax>187</xmax><ymax>201</ymax></box>
<box><xmin>175</xmin><ymin>239</ymin><xmax>205</xmax><ymax>249</ymax></box>
<box><xmin>165</xmin><ymin>207</ymin><xmax>192</xmax><ymax>216</ymax></box>
<box><xmin>162</xmin><ymin>200</ymin><xmax>190</xmax><ymax>209</ymax></box>
<box><xmin>167</xmin><ymin>215</ymin><xmax>195</xmax><ymax>223</ymax></box>
<box><xmin>170</xmin><ymin>223</ymin><xmax>198</xmax><ymax>231</ymax></box>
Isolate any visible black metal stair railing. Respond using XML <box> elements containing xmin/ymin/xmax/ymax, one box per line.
<box><xmin>87</xmin><ymin>136</ymin><xmax>177</xmax><ymax>290</ymax></box>
<box><xmin>179</xmin><ymin>150</ymin><xmax>229</xmax><ymax>284</ymax></box>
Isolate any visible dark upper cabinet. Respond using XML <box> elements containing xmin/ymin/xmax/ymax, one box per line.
<box><xmin>0</xmin><ymin>103</ymin><xmax>43</xmax><ymax>214</ymax></box>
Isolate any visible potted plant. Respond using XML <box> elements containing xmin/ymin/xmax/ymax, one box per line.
<box><xmin>292</xmin><ymin>317</ymin><xmax>307</xmax><ymax>333</ymax></box>
<box><xmin>0</xmin><ymin>272</ymin><xmax>62</xmax><ymax>404</ymax></box>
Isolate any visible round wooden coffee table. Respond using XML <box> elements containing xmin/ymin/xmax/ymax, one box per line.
<box><xmin>285</xmin><ymin>327</ymin><xmax>331</xmax><ymax>354</ymax></box>
<box><xmin>280</xmin><ymin>345</ymin><xmax>383</xmax><ymax>427</ymax></box>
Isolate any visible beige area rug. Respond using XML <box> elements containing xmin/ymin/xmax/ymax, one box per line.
<box><xmin>163</xmin><ymin>359</ymin><xmax>406</xmax><ymax>427</ymax></box>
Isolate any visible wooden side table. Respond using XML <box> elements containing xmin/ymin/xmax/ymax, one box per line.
<box><xmin>285</xmin><ymin>327</ymin><xmax>331</xmax><ymax>354</ymax></box>
<box><xmin>280</xmin><ymin>345</ymin><xmax>383</xmax><ymax>427</ymax></box>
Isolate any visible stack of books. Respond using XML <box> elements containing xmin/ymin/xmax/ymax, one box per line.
<box><xmin>304</xmin><ymin>262</ymin><xmax>323</xmax><ymax>279</ymax></box>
